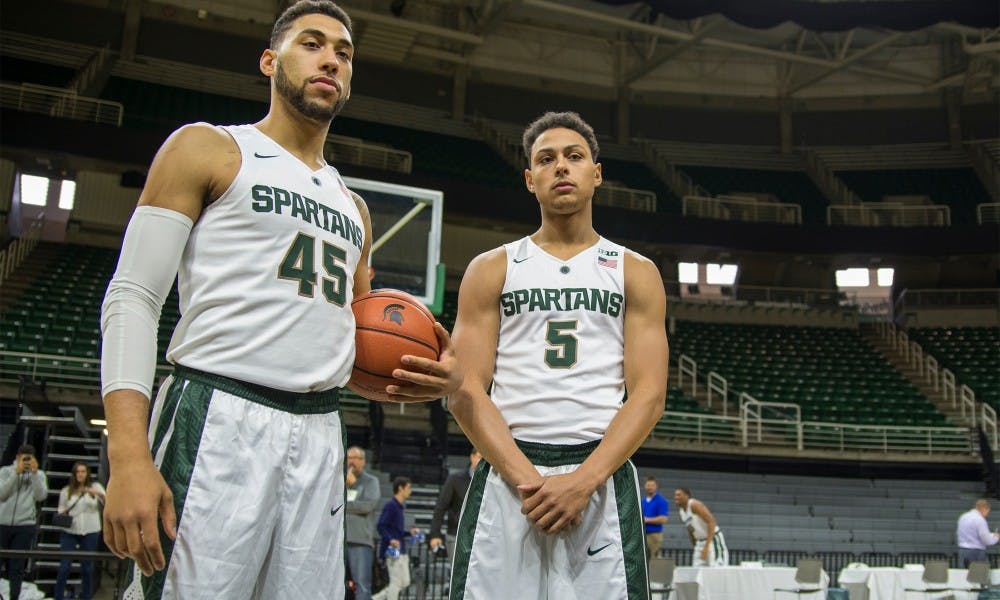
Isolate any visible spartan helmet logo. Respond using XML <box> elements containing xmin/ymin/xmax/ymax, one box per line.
<box><xmin>382</xmin><ymin>303</ymin><xmax>405</xmax><ymax>326</ymax></box>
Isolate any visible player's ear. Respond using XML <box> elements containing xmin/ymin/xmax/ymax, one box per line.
<box><xmin>260</xmin><ymin>49</ymin><xmax>277</xmax><ymax>77</ymax></box>
<box><xmin>525</xmin><ymin>169</ymin><xmax>535</xmax><ymax>193</ymax></box>
<box><xmin>593</xmin><ymin>162</ymin><xmax>602</xmax><ymax>187</ymax></box>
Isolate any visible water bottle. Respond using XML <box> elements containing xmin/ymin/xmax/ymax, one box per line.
<box><xmin>413</xmin><ymin>531</ymin><xmax>425</xmax><ymax>544</ymax></box>
<box><xmin>387</xmin><ymin>545</ymin><xmax>400</xmax><ymax>559</ymax></box>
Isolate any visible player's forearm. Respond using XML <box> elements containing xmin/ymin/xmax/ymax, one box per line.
<box><xmin>575</xmin><ymin>390</ymin><xmax>664</xmax><ymax>490</ymax></box>
<box><xmin>450</xmin><ymin>388</ymin><xmax>537</xmax><ymax>485</ymax></box>
<box><xmin>104</xmin><ymin>389</ymin><xmax>154</xmax><ymax>468</ymax></box>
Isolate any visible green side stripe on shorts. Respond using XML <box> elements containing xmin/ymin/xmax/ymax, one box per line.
<box><xmin>150</xmin><ymin>376</ymin><xmax>185</xmax><ymax>459</ymax></box>
<box><xmin>449</xmin><ymin>460</ymin><xmax>490</xmax><ymax>600</ymax></box>
<box><xmin>140</xmin><ymin>374</ymin><xmax>214</xmax><ymax>599</ymax></box>
<box><xmin>613</xmin><ymin>462</ymin><xmax>649</xmax><ymax>600</ymax></box>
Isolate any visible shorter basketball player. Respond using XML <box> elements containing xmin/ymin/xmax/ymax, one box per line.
<box><xmin>674</xmin><ymin>488</ymin><xmax>728</xmax><ymax>567</ymax></box>
<box><xmin>448</xmin><ymin>112</ymin><xmax>669</xmax><ymax>598</ymax></box>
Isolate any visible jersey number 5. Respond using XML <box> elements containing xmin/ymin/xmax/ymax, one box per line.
<box><xmin>278</xmin><ymin>232</ymin><xmax>348</xmax><ymax>305</ymax></box>
<box><xmin>545</xmin><ymin>320</ymin><xmax>578</xmax><ymax>368</ymax></box>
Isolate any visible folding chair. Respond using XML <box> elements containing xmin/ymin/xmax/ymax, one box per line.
<box><xmin>649</xmin><ymin>557</ymin><xmax>675</xmax><ymax>600</ymax></box>
<box><xmin>967</xmin><ymin>560</ymin><xmax>992</xmax><ymax>592</ymax></box>
<box><xmin>902</xmin><ymin>560</ymin><xmax>952</xmax><ymax>599</ymax></box>
<box><xmin>773</xmin><ymin>558</ymin><xmax>824</xmax><ymax>599</ymax></box>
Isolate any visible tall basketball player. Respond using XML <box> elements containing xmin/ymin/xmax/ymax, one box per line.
<box><xmin>99</xmin><ymin>2</ymin><xmax>461</xmax><ymax>598</ymax></box>
<box><xmin>448</xmin><ymin>112</ymin><xmax>669</xmax><ymax>599</ymax></box>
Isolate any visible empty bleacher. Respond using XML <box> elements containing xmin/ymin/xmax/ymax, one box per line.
<box><xmin>677</xmin><ymin>165</ymin><xmax>829</xmax><ymax>224</ymax></box>
<box><xmin>646</xmin><ymin>467</ymin><xmax>980</xmax><ymax>555</ymax></box>
<box><xmin>910</xmin><ymin>326</ymin><xmax>1000</xmax><ymax>412</ymax></box>
<box><xmin>672</xmin><ymin>321</ymin><xmax>948</xmax><ymax>427</ymax></box>
<box><xmin>837</xmin><ymin>168</ymin><xmax>991</xmax><ymax>225</ymax></box>
<box><xmin>0</xmin><ymin>243</ymin><xmax>180</xmax><ymax>381</ymax></box>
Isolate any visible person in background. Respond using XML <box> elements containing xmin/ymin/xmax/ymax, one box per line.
<box><xmin>346</xmin><ymin>446</ymin><xmax>381</xmax><ymax>600</ymax></box>
<box><xmin>643</xmin><ymin>476</ymin><xmax>669</xmax><ymax>561</ymax></box>
<box><xmin>957</xmin><ymin>498</ymin><xmax>999</xmax><ymax>567</ymax></box>
<box><xmin>54</xmin><ymin>462</ymin><xmax>106</xmax><ymax>600</ymax></box>
<box><xmin>675</xmin><ymin>488</ymin><xmax>728</xmax><ymax>567</ymax></box>
<box><xmin>429</xmin><ymin>447</ymin><xmax>482</xmax><ymax>557</ymax></box>
<box><xmin>0</xmin><ymin>444</ymin><xmax>48</xmax><ymax>600</ymax></box>
<box><xmin>374</xmin><ymin>477</ymin><xmax>417</xmax><ymax>600</ymax></box>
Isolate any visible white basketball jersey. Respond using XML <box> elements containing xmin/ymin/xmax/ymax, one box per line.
<box><xmin>680</xmin><ymin>499</ymin><xmax>714</xmax><ymax>540</ymax></box>
<box><xmin>167</xmin><ymin>124</ymin><xmax>364</xmax><ymax>392</ymax></box>
<box><xmin>491</xmin><ymin>236</ymin><xmax>626</xmax><ymax>444</ymax></box>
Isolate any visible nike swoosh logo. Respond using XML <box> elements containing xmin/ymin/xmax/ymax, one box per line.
<box><xmin>331</xmin><ymin>504</ymin><xmax>343</xmax><ymax>516</ymax></box>
<box><xmin>513</xmin><ymin>257</ymin><xmax>531</xmax><ymax>263</ymax></box>
<box><xmin>254</xmin><ymin>152</ymin><xmax>280</xmax><ymax>159</ymax></box>
<box><xmin>587</xmin><ymin>543</ymin><xmax>612</xmax><ymax>556</ymax></box>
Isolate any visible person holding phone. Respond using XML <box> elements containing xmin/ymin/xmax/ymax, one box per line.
<box><xmin>54</xmin><ymin>462</ymin><xmax>106</xmax><ymax>600</ymax></box>
<box><xmin>0</xmin><ymin>444</ymin><xmax>49</xmax><ymax>600</ymax></box>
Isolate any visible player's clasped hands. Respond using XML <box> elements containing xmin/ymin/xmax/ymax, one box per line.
<box><xmin>517</xmin><ymin>473</ymin><xmax>591</xmax><ymax>534</ymax></box>
<box><xmin>386</xmin><ymin>322</ymin><xmax>463</xmax><ymax>401</ymax></box>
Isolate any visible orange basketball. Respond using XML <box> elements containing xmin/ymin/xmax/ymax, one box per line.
<box><xmin>351</xmin><ymin>289</ymin><xmax>440</xmax><ymax>401</ymax></box>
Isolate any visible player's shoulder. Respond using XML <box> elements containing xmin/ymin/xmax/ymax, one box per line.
<box><xmin>623</xmin><ymin>248</ymin><xmax>656</xmax><ymax>270</ymax></box>
<box><xmin>165</xmin><ymin>122</ymin><xmax>235</xmax><ymax>151</ymax></box>
<box><xmin>469</xmin><ymin>246</ymin><xmax>508</xmax><ymax>272</ymax></box>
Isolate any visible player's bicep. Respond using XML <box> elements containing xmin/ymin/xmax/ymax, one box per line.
<box><xmin>137</xmin><ymin>123</ymin><xmax>234</xmax><ymax>223</ymax></box>
<box><xmin>623</xmin><ymin>254</ymin><xmax>669</xmax><ymax>397</ymax></box>
<box><xmin>350</xmin><ymin>191</ymin><xmax>373</xmax><ymax>297</ymax></box>
<box><xmin>452</xmin><ymin>250</ymin><xmax>505</xmax><ymax>390</ymax></box>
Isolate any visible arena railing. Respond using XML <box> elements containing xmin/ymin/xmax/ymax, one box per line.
<box><xmin>827</xmin><ymin>203</ymin><xmax>951</xmax><ymax>226</ymax></box>
<box><xmin>0</xmin><ymin>349</ymin><xmax>985</xmax><ymax>458</ymax></box>
<box><xmin>682</xmin><ymin>194</ymin><xmax>802</xmax><ymax>225</ymax></box>
<box><xmin>668</xmin><ymin>351</ymin><xmax>983</xmax><ymax>456</ymax></box>
<box><xmin>978</xmin><ymin>203</ymin><xmax>1000</xmax><ymax>224</ymax></box>
<box><xmin>0</xmin><ymin>82</ymin><xmax>123</xmax><ymax>127</ymax></box>
<box><xmin>594</xmin><ymin>183</ymin><xmax>657</xmax><ymax>212</ymax></box>
<box><xmin>325</xmin><ymin>134</ymin><xmax>413</xmax><ymax>174</ymax></box>
<box><xmin>0</xmin><ymin>215</ymin><xmax>43</xmax><ymax>285</ymax></box>
<box><xmin>874</xmin><ymin>318</ymin><xmax>998</xmax><ymax>450</ymax></box>
<box><xmin>895</xmin><ymin>287</ymin><xmax>1000</xmax><ymax>312</ymax></box>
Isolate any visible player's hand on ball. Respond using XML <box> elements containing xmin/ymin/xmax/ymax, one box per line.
<box><xmin>387</xmin><ymin>322</ymin><xmax>463</xmax><ymax>401</ymax></box>
<box><xmin>103</xmin><ymin>459</ymin><xmax>177</xmax><ymax>577</ymax></box>
<box><xmin>517</xmin><ymin>472</ymin><xmax>593</xmax><ymax>535</ymax></box>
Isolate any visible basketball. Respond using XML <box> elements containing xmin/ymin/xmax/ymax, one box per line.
<box><xmin>351</xmin><ymin>289</ymin><xmax>440</xmax><ymax>401</ymax></box>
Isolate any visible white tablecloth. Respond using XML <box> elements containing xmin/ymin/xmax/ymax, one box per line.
<box><xmin>837</xmin><ymin>566</ymin><xmax>1000</xmax><ymax>600</ymax></box>
<box><xmin>671</xmin><ymin>566</ymin><xmax>829</xmax><ymax>600</ymax></box>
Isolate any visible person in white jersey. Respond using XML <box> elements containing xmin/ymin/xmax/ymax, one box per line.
<box><xmin>98</xmin><ymin>2</ymin><xmax>461</xmax><ymax>598</ymax></box>
<box><xmin>674</xmin><ymin>488</ymin><xmax>728</xmax><ymax>567</ymax></box>
<box><xmin>448</xmin><ymin>111</ymin><xmax>669</xmax><ymax>599</ymax></box>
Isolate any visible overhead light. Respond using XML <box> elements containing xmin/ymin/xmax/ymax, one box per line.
<box><xmin>89</xmin><ymin>418</ymin><xmax>107</xmax><ymax>426</ymax></box>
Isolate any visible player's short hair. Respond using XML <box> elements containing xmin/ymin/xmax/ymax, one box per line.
<box><xmin>976</xmin><ymin>499</ymin><xmax>991</xmax><ymax>511</ymax></box>
<box><xmin>271</xmin><ymin>0</ymin><xmax>353</xmax><ymax>49</ymax></box>
<box><xmin>393</xmin><ymin>476</ymin><xmax>411</xmax><ymax>494</ymax></box>
<box><xmin>521</xmin><ymin>111</ymin><xmax>600</xmax><ymax>165</ymax></box>
<box><xmin>676</xmin><ymin>487</ymin><xmax>692</xmax><ymax>497</ymax></box>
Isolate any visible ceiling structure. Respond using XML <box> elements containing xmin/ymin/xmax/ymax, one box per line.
<box><xmin>151</xmin><ymin>0</ymin><xmax>1000</xmax><ymax>108</ymax></box>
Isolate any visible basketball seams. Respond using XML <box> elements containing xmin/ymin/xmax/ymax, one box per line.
<box><xmin>355</xmin><ymin>326</ymin><xmax>439</xmax><ymax>355</ymax></box>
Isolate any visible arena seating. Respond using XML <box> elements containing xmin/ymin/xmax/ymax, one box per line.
<box><xmin>0</xmin><ymin>243</ymin><xmax>179</xmax><ymax>363</ymax></box>
<box><xmin>837</xmin><ymin>168</ymin><xmax>990</xmax><ymax>225</ymax></box>
<box><xmin>646</xmin><ymin>466</ymin><xmax>980</xmax><ymax>555</ymax></box>
<box><xmin>910</xmin><ymin>326</ymin><xmax>1000</xmax><ymax>411</ymax></box>
<box><xmin>599</xmin><ymin>157</ymin><xmax>680</xmax><ymax>213</ymax></box>
<box><xmin>672</xmin><ymin>321</ymin><xmax>948</xmax><ymax>426</ymax></box>
<box><xmin>676</xmin><ymin>165</ymin><xmax>829</xmax><ymax>224</ymax></box>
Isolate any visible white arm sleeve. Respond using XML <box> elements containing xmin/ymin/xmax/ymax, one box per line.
<box><xmin>100</xmin><ymin>205</ymin><xmax>194</xmax><ymax>399</ymax></box>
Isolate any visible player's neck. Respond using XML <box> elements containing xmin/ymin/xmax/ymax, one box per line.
<box><xmin>532</xmin><ymin>214</ymin><xmax>598</xmax><ymax>251</ymax></box>
<box><xmin>255</xmin><ymin>102</ymin><xmax>331</xmax><ymax>170</ymax></box>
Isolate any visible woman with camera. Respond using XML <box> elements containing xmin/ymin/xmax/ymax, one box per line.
<box><xmin>54</xmin><ymin>462</ymin><xmax>105</xmax><ymax>600</ymax></box>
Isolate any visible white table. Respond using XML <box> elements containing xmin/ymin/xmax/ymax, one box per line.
<box><xmin>837</xmin><ymin>565</ymin><xmax>1000</xmax><ymax>600</ymax></box>
<box><xmin>671</xmin><ymin>566</ymin><xmax>829</xmax><ymax>600</ymax></box>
